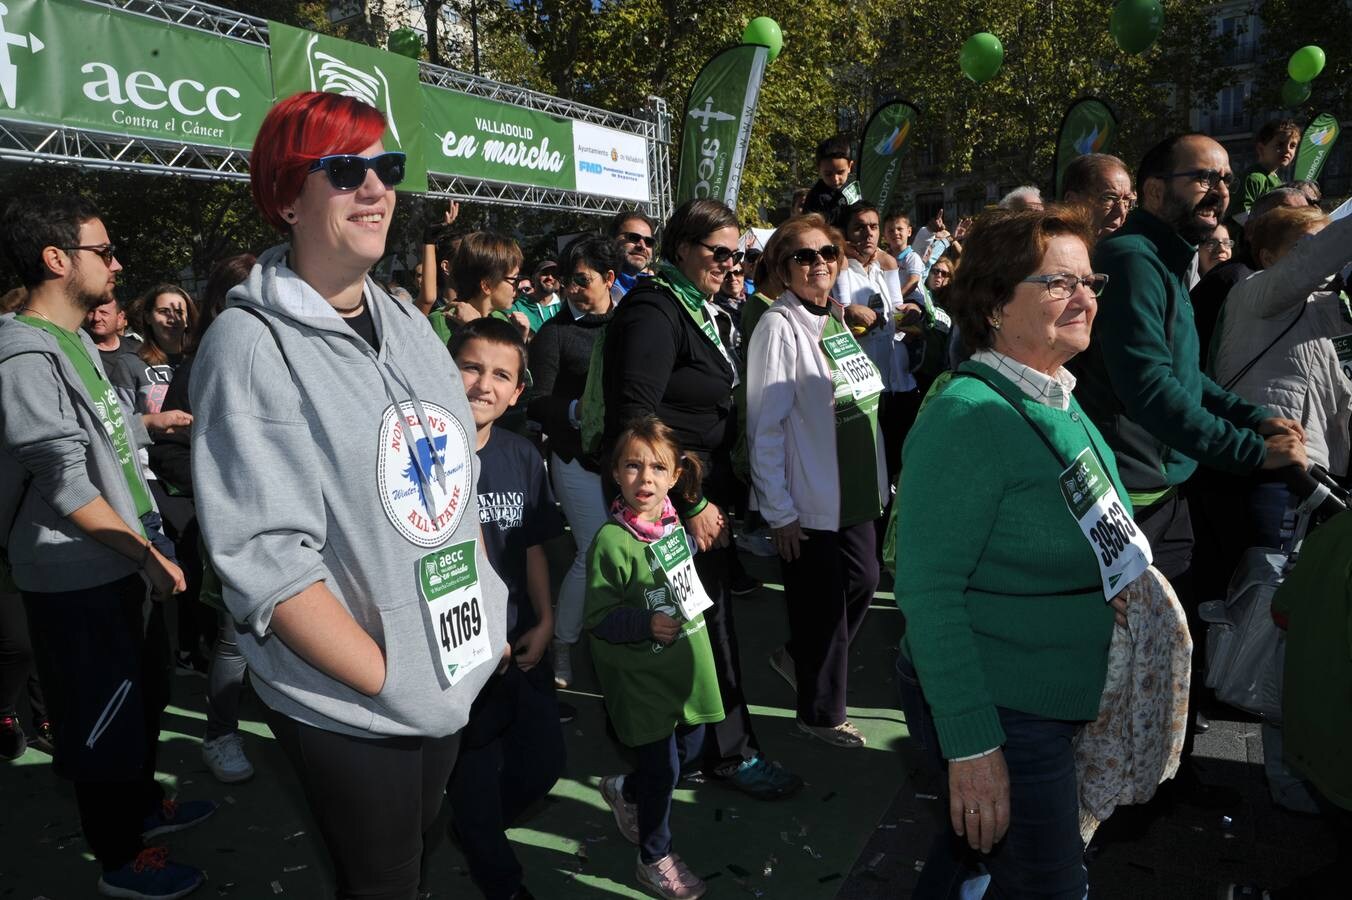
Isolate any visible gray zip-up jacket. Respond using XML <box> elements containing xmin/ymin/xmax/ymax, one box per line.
<box><xmin>190</xmin><ymin>246</ymin><xmax>507</xmax><ymax>738</ymax></box>
<box><xmin>0</xmin><ymin>313</ymin><xmax>153</xmax><ymax>592</ymax></box>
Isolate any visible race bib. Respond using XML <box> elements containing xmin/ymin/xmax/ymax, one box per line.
<box><xmin>648</xmin><ymin>527</ymin><xmax>714</xmax><ymax>622</ymax></box>
<box><xmin>418</xmin><ymin>542</ymin><xmax>494</xmax><ymax>686</ymax></box>
<box><xmin>1333</xmin><ymin>333</ymin><xmax>1352</xmax><ymax>383</ymax></box>
<box><xmin>841</xmin><ymin>182</ymin><xmax>862</xmax><ymax>204</ymax></box>
<box><xmin>822</xmin><ymin>330</ymin><xmax>885</xmax><ymax>400</ymax></box>
<box><xmin>1058</xmin><ymin>448</ymin><xmax>1152</xmax><ymax>600</ymax></box>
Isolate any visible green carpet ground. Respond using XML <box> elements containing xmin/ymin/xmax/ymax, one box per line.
<box><xmin>0</xmin><ymin>545</ymin><xmax>914</xmax><ymax>898</ymax></box>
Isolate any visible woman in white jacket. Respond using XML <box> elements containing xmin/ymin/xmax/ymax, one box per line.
<box><xmin>1212</xmin><ymin>205</ymin><xmax>1352</xmax><ymax>544</ymax></box>
<box><xmin>746</xmin><ymin>214</ymin><xmax>888</xmax><ymax>749</ymax></box>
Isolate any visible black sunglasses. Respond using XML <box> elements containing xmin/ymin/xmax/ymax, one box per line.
<box><xmin>698</xmin><ymin>241</ymin><xmax>744</xmax><ymax>265</ymax></box>
<box><xmin>63</xmin><ymin>243</ymin><xmax>118</xmax><ymax>265</ymax></box>
<box><xmin>620</xmin><ymin>231</ymin><xmax>656</xmax><ymax>248</ymax></box>
<box><xmin>308</xmin><ymin>152</ymin><xmax>407</xmax><ymax>191</ymax></box>
<box><xmin>790</xmin><ymin>245</ymin><xmax>841</xmax><ymax>265</ymax></box>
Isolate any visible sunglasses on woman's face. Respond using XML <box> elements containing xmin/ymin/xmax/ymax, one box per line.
<box><xmin>698</xmin><ymin>241</ymin><xmax>745</xmax><ymax>265</ymax></box>
<box><xmin>308</xmin><ymin>152</ymin><xmax>407</xmax><ymax>191</ymax></box>
<box><xmin>789</xmin><ymin>245</ymin><xmax>841</xmax><ymax>265</ymax></box>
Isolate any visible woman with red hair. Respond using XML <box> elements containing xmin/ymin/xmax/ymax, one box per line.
<box><xmin>190</xmin><ymin>92</ymin><xmax>509</xmax><ymax>899</ymax></box>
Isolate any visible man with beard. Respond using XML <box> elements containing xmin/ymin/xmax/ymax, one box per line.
<box><xmin>1069</xmin><ymin>136</ymin><xmax>1307</xmax><ymax>798</ymax></box>
<box><xmin>0</xmin><ymin>196</ymin><xmax>215</xmax><ymax>898</ymax></box>
<box><xmin>609</xmin><ymin>209</ymin><xmax>657</xmax><ymax>303</ymax></box>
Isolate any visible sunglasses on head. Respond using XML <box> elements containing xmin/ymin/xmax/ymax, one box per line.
<box><xmin>620</xmin><ymin>231</ymin><xmax>656</xmax><ymax>248</ymax></box>
<box><xmin>307</xmin><ymin>152</ymin><xmax>407</xmax><ymax>191</ymax></box>
<box><xmin>789</xmin><ymin>245</ymin><xmax>841</xmax><ymax>265</ymax></box>
<box><xmin>698</xmin><ymin>241</ymin><xmax>744</xmax><ymax>265</ymax></box>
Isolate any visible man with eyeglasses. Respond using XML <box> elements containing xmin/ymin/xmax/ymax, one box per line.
<box><xmin>0</xmin><ymin>195</ymin><xmax>216</xmax><ymax>897</ymax></box>
<box><xmin>1069</xmin><ymin>135</ymin><xmax>1308</xmax><ymax>797</ymax></box>
<box><xmin>1062</xmin><ymin>153</ymin><xmax>1136</xmax><ymax>238</ymax></box>
<box><xmin>510</xmin><ymin>258</ymin><xmax>564</xmax><ymax>336</ymax></box>
<box><xmin>609</xmin><ymin>209</ymin><xmax>658</xmax><ymax>303</ymax></box>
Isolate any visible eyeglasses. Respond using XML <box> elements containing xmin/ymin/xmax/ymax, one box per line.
<box><xmin>307</xmin><ymin>152</ymin><xmax>407</xmax><ymax>191</ymax></box>
<box><xmin>929</xmin><ymin>268</ymin><xmax>953</xmax><ymax>280</ymax></box>
<box><xmin>1200</xmin><ymin>238</ymin><xmax>1236</xmax><ymax>252</ymax></box>
<box><xmin>1098</xmin><ymin>192</ymin><xmax>1137</xmax><ymax>210</ymax></box>
<box><xmin>568</xmin><ymin>272</ymin><xmax>596</xmax><ymax>288</ymax></box>
<box><xmin>1159</xmin><ymin>169</ymin><xmax>1234</xmax><ymax>191</ymax></box>
<box><xmin>698</xmin><ymin>242</ymin><xmax>744</xmax><ymax>265</ymax></box>
<box><xmin>1021</xmin><ymin>272</ymin><xmax>1109</xmax><ymax>299</ymax></box>
<box><xmin>619</xmin><ymin>231</ymin><xmax>656</xmax><ymax>249</ymax></box>
<box><xmin>722</xmin><ymin>269</ymin><xmax>745</xmax><ymax>280</ymax></box>
<box><xmin>789</xmin><ymin>245</ymin><xmax>841</xmax><ymax>266</ymax></box>
<box><xmin>63</xmin><ymin>243</ymin><xmax>118</xmax><ymax>265</ymax></box>
<box><xmin>506</xmin><ymin>273</ymin><xmax>531</xmax><ymax>288</ymax></box>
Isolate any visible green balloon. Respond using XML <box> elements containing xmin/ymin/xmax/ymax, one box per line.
<box><xmin>959</xmin><ymin>32</ymin><xmax>1004</xmax><ymax>84</ymax></box>
<box><xmin>1110</xmin><ymin>0</ymin><xmax>1164</xmax><ymax>55</ymax></box>
<box><xmin>742</xmin><ymin>17</ymin><xmax>783</xmax><ymax>62</ymax></box>
<box><xmin>1288</xmin><ymin>45</ymin><xmax>1326</xmax><ymax>83</ymax></box>
<box><xmin>1281</xmin><ymin>78</ymin><xmax>1312</xmax><ymax>107</ymax></box>
<box><xmin>388</xmin><ymin>27</ymin><xmax>422</xmax><ymax>60</ymax></box>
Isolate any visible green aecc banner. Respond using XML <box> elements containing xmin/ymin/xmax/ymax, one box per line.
<box><xmin>858</xmin><ymin>100</ymin><xmax>918</xmax><ymax>213</ymax></box>
<box><xmin>0</xmin><ymin>0</ymin><xmax>272</xmax><ymax>150</ymax></box>
<box><xmin>1293</xmin><ymin>112</ymin><xmax>1340</xmax><ymax>184</ymax></box>
<box><xmin>1053</xmin><ymin>98</ymin><xmax>1119</xmax><ymax>199</ymax></box>
<box><xmin>675</xmin><ymin>44</ymin><xmax>769</xmax><ymax>210</ymax></box>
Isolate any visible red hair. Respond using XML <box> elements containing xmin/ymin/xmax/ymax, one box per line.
<box><xmin>249</xmin><ymin>91</ymin><xmax>388</xmax><ymax>232</ymax></box>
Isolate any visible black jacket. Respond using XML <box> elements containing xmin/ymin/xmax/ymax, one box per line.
<box><xmin>525</xmin><ymin>307</ymin><xmax>612</xmax><ymax>469</ymax></box>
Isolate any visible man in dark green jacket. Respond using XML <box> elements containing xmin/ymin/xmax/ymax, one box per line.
<box><xmin>1070</xmin><ymin>133</ymin><xmax>1308</xmax><ymax>583</ymax></box>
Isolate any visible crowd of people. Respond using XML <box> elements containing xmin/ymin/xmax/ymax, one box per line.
<box><xmin>1</xmin><ymin>89</ymin><xmax>1349</xmax><ymax>900</ymax></box>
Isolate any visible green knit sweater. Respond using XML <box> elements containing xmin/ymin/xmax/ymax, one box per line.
<box><xmin>896</xmin><ymin>362</ymin><xmax>1123</xmax><ymax>759</ymax></box>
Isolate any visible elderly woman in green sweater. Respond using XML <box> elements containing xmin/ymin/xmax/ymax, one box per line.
<box><xmin>895</xmin><ymin>206</ymin><xmax>1150</xmax><ymax>897</ymax></box>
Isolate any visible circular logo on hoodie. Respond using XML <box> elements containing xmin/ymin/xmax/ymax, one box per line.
<box><xmin>376</xmin><ymin>400</ymin><xmax>473</xmax><ymax>547</ymax></box>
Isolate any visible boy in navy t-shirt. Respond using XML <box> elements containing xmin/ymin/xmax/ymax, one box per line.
<box><xmin>447</xmin><ymin>318</ymin><xmax>566</xmax><ymax>900</ymax></box>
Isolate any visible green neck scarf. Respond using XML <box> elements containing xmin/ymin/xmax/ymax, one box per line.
<box><xmin>654</xmin><ymin>261</ymin><xmax>727</xmax><ymax>354</ymax></box>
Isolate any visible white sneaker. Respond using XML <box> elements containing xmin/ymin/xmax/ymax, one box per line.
<box><xmin>202</xmin><ymin>732</ymin><xmax>254</xmax><ymax>783</ymax></box>
<box><xmin>552</xmin><ymin>639</ymin><xmax>573</xmax><ymax>689</ymax></box>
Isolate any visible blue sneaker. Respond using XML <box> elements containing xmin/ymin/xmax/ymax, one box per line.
<box><xmin>141</xmin><ymin>798</ymin><xmax>218</xmax><ymax>839</ymax></box>
<box><xmin>98</xmin><ymin>847</ymin><xmax>204</xmax><ymax>899</ymax></box>
<box><xmin>722</xmin><ymin>755</ymin><xmax>803</xmax><ymax>801</ymax></box>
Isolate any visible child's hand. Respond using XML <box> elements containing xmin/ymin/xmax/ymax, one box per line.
<box><xmin>514</xmin><ymin>623</ymin><xmax>551</xmax><ymax>671</ymax></box>
<box><xmin>650</xmin><ymin>612</ymin><xmax>681</xmax><ymax>645</ymax></box>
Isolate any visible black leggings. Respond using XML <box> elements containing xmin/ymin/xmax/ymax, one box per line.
<box><xmin>263</xmin><ymin>706</ymin><xmax>459</xmax><ymax>900</ymax></box>
<box><xmin>0</xmin><ymin>588</ymin><xmax>46</xmax><ymax>723</ymax></box>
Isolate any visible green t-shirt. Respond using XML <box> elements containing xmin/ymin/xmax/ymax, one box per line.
<box><xmin>584</xmin><ymin>521</ymin><xmax>725</xmax><ymax>746</ymax></box>
<box><xmin>820</xmin><ymin>317</ymin><xmax>884</xmax><ymax>528</ymax></box>
<box><xmin>428</xmin><ymin>306</ymin><xmax>453</xmax><ymax>346</ymax></box>
<box><xmin>1240</xmin><ymin>165</ymin><xmax>1283</xmax><ymax>214</ymax></box>
<box><xmin>17</xmin><ymin>316</ymin><xmax>153</xmax><ymax>519</ymax></box>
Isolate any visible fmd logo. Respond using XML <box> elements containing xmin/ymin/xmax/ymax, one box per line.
<box><xmin>579</xmin><ymin>160</ymin><xmax>603</xmax><ymax>175</ymax></box>
<box><xmin>304</xmin><ymin>33</ymin><xmax>401</xmax><ymax>146</ymax></box>
<box><xmin>0</xmin><ymin>2</ymin><xmax>45</xmax><ymax>109</ymax></box>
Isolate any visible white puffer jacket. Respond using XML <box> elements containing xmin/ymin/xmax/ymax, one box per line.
<box><xmin>1212</xmin><ymin>214</ymin><xmax>1352</xmax><ymax>475</ymax></box>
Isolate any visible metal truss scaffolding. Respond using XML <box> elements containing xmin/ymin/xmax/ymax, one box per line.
<box><xmin>0</xmin><ymin>0</ymin><xmax>672</xmax><ymax>219</ymax></box>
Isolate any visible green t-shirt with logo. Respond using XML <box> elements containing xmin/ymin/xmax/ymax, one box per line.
<box><xmin>18</xmin><ymin>316</ymin><xmax>153</xmax><ymax>520</ymax></box>
<box><xmin>821</xmin><ymin>317</ymin><xmax>884</xmax><ymax>528</ymax></box>
<box><xmin>584</xmin><ymin>521</ymin><xmax>725</xmax><ymax>747</ymax></box>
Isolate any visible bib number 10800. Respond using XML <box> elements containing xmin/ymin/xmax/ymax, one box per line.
<box><xmin>439</xmin><ymin>597</ymin><xmax>482</xmax><ymax>652</ymax></box>
<box><xmin>1087</xmin><ymin>500</ymin><xmax>1137</xmax><ymax>566</ymax></box>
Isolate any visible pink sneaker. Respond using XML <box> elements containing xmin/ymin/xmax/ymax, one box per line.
<box><xmin>599</xmin><ymin>775</ymin><xmax>639</xmax><ymax>844</ymax></box>
<box><xmin>636</xmin><ymin>852</ymin><xmax>707</xmax><ymax>899</ymax></box>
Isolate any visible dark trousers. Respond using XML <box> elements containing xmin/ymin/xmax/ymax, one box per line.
<box><xmin>263</xmin><ymin>706</ymin><xmax>460</xmax><ymax>900</ymax></box>
<box><xmin>23</xmin><ymin>575</ymin><xmax>168</xmax><ymax>871</ymax></box>
<box><xmin>621</xmin><ymin>724</ymin><xmax>706</xmax><ymax>864</ymax></box>
<box><xmin>447</xmin><ymin>665</ymin><xmax>565</xmax><ymax>900</ymax></box>
<box><xmin>695</xmin><ymin>544</ymin><xmax>760</xmax><ymax>769</ymax></box>
<box><xmin>0</xmin><ymin>587</ymin><xmax>47</xmax><ymax>724</ymax></box>
<box><xmin>895</xmin><ymin>654</ymin><xmax>1087</xmax><ymax>899</ymax></box>
<box><xmin>879</xmin><ymin>389</ymin><xmax>924</xmax><ymax>487</ymax></box>
<box><xmin>782</xmin><ymin>522</ymin><xmax>877</xmax><ymax>726</ymax></box>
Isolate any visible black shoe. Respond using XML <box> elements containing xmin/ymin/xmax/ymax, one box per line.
<box><xmin>729</xmin><ymin>571</ymin><xmax>760</xmax><ymax>597</ymax></box>
<box><xmin>510</xmin><ymin>889</ymin><xmax>538</xmax><ymax>900</ymax></box>
<box><xmin>558</xmin><ymin>701</ymin><xmax>577</xmax><ymax>724</ymax></box>
<box><xmin>175</xmin><ymin>651</ymin><xmax>209</xmax><ymax>678</ymax></box>
<box><xmin>30</xmin><ymin>720</ymin><xmax>54</xmax><ymax>755</ymax></box>
<box><xmin>1195</xmin><ymin>712</ymin><xmax>1210</xmax><ymax>734</ymax></box>
<box><xmin>0</xmin><ymin>715</ymin><xmax>26</xmax><ymax>761</ymax></box>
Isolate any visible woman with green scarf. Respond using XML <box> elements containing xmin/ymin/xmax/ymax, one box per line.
<box><xmin>600</xmin><ymin>198</ymin><xmax>802</xmax><ymax>802</ymax></box>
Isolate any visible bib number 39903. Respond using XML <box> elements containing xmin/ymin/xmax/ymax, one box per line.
<box><xmin>419</xmin><ymin>541</ymin><xmax>493</xmax><ymax>687</ymax></box>
<box><xmin>649</xmin><ymin>527</ymin><xmax>714</xmax><ymax>622</ymax></box>
<box><xmin>1059</xmin><ymin>448</ymin><xmax>1152</xmax><ymax>601</ymax></box>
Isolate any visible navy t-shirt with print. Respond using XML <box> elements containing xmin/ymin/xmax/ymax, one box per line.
<box><xmin>477</xmin><ymin>428</ymin><xmax>565</xmax><ymax>643</ymax></box>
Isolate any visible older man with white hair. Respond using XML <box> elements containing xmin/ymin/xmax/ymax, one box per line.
<box><xmin>998</xmin><ymin>185</ymin><xmax>1044</xmax><ymax>210</ymax></box>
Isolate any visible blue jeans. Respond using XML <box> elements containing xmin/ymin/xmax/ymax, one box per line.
<box><xmin>622</xmin><ymin>724</ymin><xmax>706</xmax><ymax>864</ymax></box>
<box><xmin>895</xmin><ymin>653</ymin><xmax>1087</xmax><ymax>899</ymax></box>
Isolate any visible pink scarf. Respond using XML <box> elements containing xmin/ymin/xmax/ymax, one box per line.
<box><xmin>610</xmin><ymin>495</ymin><xmax>679</xmax><ymax>543</ymax></box>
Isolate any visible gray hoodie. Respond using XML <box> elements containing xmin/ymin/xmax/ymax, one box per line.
<box><xmin>190</xmin><ymin>246</ymin><xmax>507</xmax><ymax>738</ymax></box>
<box><xmin>0</xmin><ymin>313</ymin><xmax>153</xmax><ymax>592</ymax></box>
